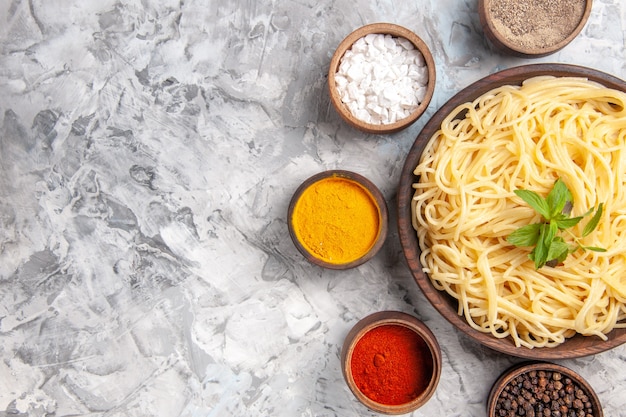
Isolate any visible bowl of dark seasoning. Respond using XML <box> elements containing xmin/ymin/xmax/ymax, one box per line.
<box><xmin>478</xmin><ymin>0</ymin><xmax>593</xmax><ymax>57</ymax></box>
<box><xmin>487</xmin><ymin>362</ymin><xmax>603</xmax><ymax>417</ymax></box>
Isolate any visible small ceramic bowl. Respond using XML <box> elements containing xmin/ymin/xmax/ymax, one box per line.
<box><xmin>341</xmin><ymin>311</ymin><xmax>442</xmax><ymax>415</ymax></box>
<box><xmin>328</xmin><ymin>23</ymin><xmax>436</xmax><ymax>134</ymax></box>
<box><xmin>288</xmin><ymin>170</ymin><xmax>388</xmax><ymax>270</ymax></box>
<box><xmin>487</xmin><ymin>362</ymin><xmax>603</xmax><ymax>417</ymax></box>
<box><xmin>478</xmin><ymin>0</ymin><xmax>593</xmax><ymax>58</ymax></box>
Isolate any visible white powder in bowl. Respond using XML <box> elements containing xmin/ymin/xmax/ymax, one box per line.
<box><xmin>334</xmin><ymin>33</ymin><xmax>429</xmax><ymax>125</ymax></box>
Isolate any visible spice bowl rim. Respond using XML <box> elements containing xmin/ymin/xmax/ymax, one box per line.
<box><xmin>478</xmin><ymin>0</ymin><xmax>593</xmax><ymax>58</ymax></box>
<box><xmin>287</xmin><ymin>169</ymin><xmax>388</xmax><ymax>270</ymax></box>
<box><xmin>340</xmin><ymin>310</ymin><xmax>442</xmax><ymax>415</ymax></box>
<box><xmin>487</xmin><ymin>361</ymin><xmax>603</xmax><ymax>417</ymax></box>
<box><xmin>328</xmin><ymin>22</ymin><xmax>436</xmax><ymax>134</ymax></box>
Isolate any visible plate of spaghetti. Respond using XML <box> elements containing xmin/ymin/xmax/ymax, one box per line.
<box><xmin>398</xmin><ymin>64</ymin><xmax>626</xmax><ymax>358</ymax></box>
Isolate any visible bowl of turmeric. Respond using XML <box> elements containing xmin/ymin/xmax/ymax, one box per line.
<box><xmin>288</xmin><ymin>170</ymin><xmax>388</xmax><ymax>269</ymax></box>
<box><xmin>341</xmin><ymin>311</ymin><xmax>442</xmax><ymax>414</ymax></box>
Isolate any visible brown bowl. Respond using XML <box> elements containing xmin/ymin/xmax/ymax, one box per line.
<box><xmin>288</xmin><ymin>170</ymin><xmax>388</xmax><ymax>269</ymax></box>
<box><xmin>328</xmin><ymin>23</ymin><xmax>436</xmax><ymax>134</ymax></box>
<box><xmin>341</xmin><ymin>311</ymin><xmax>442</xmax><ymax>414</ymax></box>
<box><xmin>397</xmin><ymin>63</ymin><xmax>626</xmax><ymax>359</ymax></box>
<box><xmin>478</xmin><ymin>0</ymin><xmax>593</xmax><ymax>58</ymax></box>
<box><xmin>487</xmin><ymin>362</ymin><xmax>603</xmax><ymax>417</ymax></box>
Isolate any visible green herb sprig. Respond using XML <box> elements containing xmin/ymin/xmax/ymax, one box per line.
<box><xmin>506</xmin><ymin>178</ymin><xmax>606</xmax><ymax>269</ymax></box>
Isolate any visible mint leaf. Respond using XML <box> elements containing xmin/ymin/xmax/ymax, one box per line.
<box><xmin>507</xmin><ymin>223</ymin><xmax>541</xmax><ymax>247</ymax></box>
<box><xmin>546</xmin><ymin>220</ymin><xmax>558</xmax><ymax>244</ymax></box>
<box><xmin>514</xmin><ymin>189</ymin><xmax>550</xmax><ymax>219</ymax></box>
<box><xmin>555</xmin><ymin>216</ymin><xmax>583</xmax><ymax>230</ymax></box>
<box><xmin>585</xmin><ymin>246</ymin><xmax>607</xmax><ymax>252</ymax></box>
<box><xmin>546</xmin><ymin>178</ymin><xmax>572</xmax><ymax>218</ymax></box>
<box><xmin>531</xmin><ymin>223</ymin><xmax>553</xmax><ymax>269</ymax></box>
<box><xmin>546</xmin><ymin>237</ymin><xmax>570</xmax><ymax>266</ymax></box>
<box><xmin>508</xmin><ymin>178</ymin><xmax>606</xmax><ymax>269</ymax></box>
<box><xmin>582</xmin><ymin>203</ymin><xmax>603</xmax><ymax>237</ymax></box>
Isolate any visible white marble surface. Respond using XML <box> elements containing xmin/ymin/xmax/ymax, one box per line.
<box><xmin>1</xmin><ymin>1</ymin><xmax>625</xmax><ymax>416</ymax></box>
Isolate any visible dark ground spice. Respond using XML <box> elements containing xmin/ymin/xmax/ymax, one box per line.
<box><xmin>489</xmin><ymin>0</ymin><xmax>586</xmax><ymax>50</ymax></box>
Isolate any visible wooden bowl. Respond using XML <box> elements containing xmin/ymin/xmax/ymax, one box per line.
<box><xmin>288</xmin><ymin>170</ymin><xmax>388</xmax><ymax>269</ymax></box>
<box><xmin>487</xmin><ymin>362</ymin><xmax>603</xmax><ymax>417</ymax></box>
<box><xmin>397</xmin><ymin>63</ymin><xmax>626</xmax><ymax>359</ymax></box>
<box><xmin>478</xmin><ymin>0</ymin><xmax>593</xmax><ymax>58</ymax></box>
<box><xmin>341</xmin><ymin>311</ymin><xmax>442</xmax><ymax>415</ymax></box>
<box><xmin>328</xmin><ymin>23</ymin><xmax>436</xmax><ymax>134</ymax></box>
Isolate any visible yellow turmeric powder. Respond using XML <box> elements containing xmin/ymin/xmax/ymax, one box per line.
<box><xmin>292</xmin><ymin>176</ymin><xmax>381</xmax><ymax>264</ymax></box>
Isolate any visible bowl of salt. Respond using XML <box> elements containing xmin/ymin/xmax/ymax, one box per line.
<box><xmin>328</xmin><ymin>23</ymin><xmax>436</xmax><ymax>134</ymax></box>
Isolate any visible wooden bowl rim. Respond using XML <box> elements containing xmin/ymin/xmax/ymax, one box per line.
<box><xmin>487</xmin><ymin>361</ymin><xmax>603</xmax><ymax>417</ymax></box>
<box><xmin>288</xmin><ymin>170</ymin><xmax>388</xmax><ymax>269</ymax></box>
<box><xmin>340</xmin><ymin>311</ymin><xmax>442</xmax><ymax>414</ymax></box>
<box><xmin>397</xmin><ymin>63</ymin><xmax>626</xmax><ymax>359</ymax></box>
<box><xmin>478</xmin><ymin>0</ymin><xmax>593</xmax><ymax>58</ymax></box>
<box><xmin>328</xmin><ymin>22</ymin><xmax>436</xmax><ymax>134</ymax></box>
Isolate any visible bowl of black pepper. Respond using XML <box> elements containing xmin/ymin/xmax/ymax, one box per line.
<box><xmin>478</xmin><ymin>0</ymin><xmax>593</xmax><ymax>58</ymax></box>
<box><xmin>487</xmin><ymin>362</ymin><xmax>603</xmax><ymax>417</ymax></box>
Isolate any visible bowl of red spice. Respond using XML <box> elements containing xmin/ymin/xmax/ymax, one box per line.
<box><xmin>341</xmin><ymin>311</ymin><xmax>442</xmax><ymax>414</ymax></box>
<box><xmin>478</xmin><ymin>0</ymin><xmax>593</xmax><ymax>58</ymax></box>
<box><xmin>328</xmin><ymin>23</ymin><xmax>436</xmax><ymax>134</ymax></box>
<box><xmin>288</xmin><ymin>170</ymin><xmax>388</xmax><ymax>269</ymax></box>
<box><xmin>487</xmin><ymin>362</ymin><xmax>603</xmax><ymax>417</ymax></box>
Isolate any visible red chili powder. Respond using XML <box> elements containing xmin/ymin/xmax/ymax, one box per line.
<box><xmin>350</xmin><ymin>324</ymin><xmax>433</xmax><ymax>405</ymax></box>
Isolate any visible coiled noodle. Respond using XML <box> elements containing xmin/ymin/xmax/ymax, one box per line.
<box><xmin>411</xmin><ymin>76</ymin><xmax>626</xmax><ymax>348</ymax></box>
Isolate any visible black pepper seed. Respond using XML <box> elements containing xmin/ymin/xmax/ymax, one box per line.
<box><xmin>493</xmin><ymin>368</ymin><xmax>597</xmax><ymax>417</ymax></box>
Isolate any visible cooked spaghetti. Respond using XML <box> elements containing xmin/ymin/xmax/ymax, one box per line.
<box><xmin>411</xmin><ymin>76</ymin><xmax>626</xmax><ymax>348</ymax></box>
